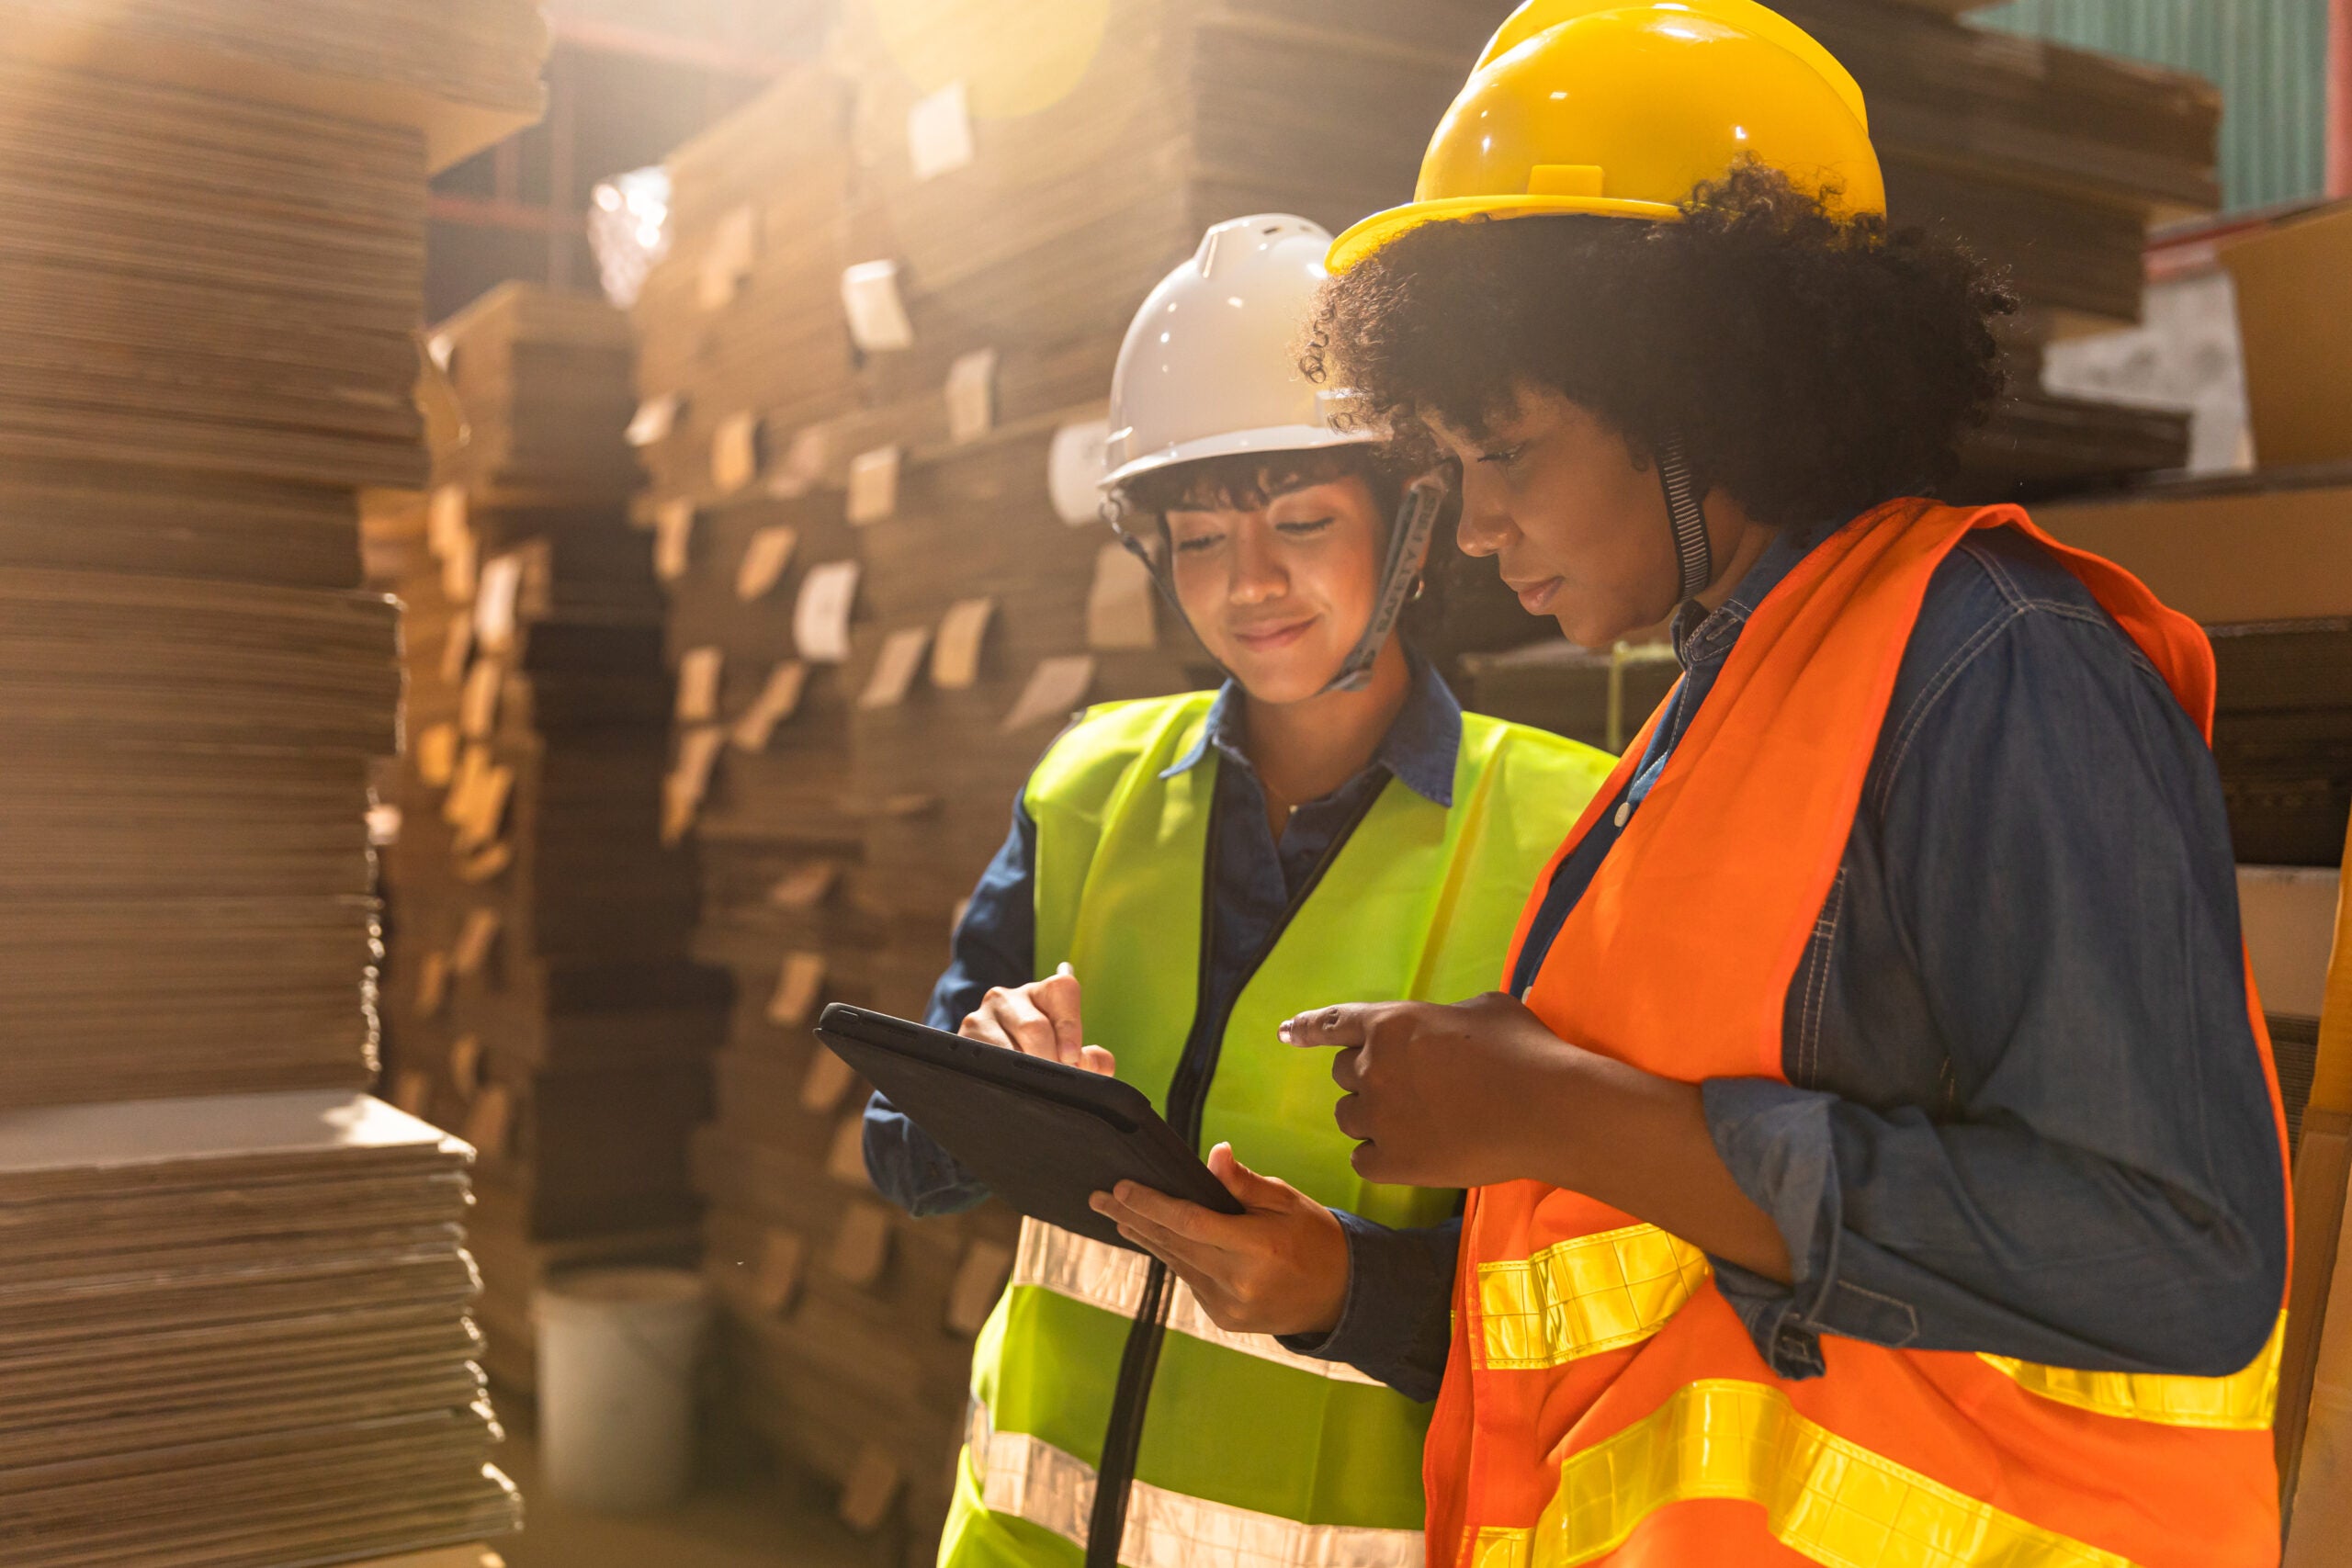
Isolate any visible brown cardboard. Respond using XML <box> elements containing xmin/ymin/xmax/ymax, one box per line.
<box><xmin>2221</xmin><ymin>202</ymin><xmax>2352</xmax><ymax>467</ymax></box>
<box><xmin>2032</xmin><ymin>476</ymin><xmax>2352</xmax><ymax>625</ymax></box>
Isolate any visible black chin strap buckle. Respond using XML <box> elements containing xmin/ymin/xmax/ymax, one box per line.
<box><xmin>1657</xmin><ymin>435</ymin><xmax>1712</xmax><ymax>604</ymax></box>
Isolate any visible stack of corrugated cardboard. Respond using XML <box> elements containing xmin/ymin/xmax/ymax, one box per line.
<box><xmin>373</xmin><ymin>283</ymin><xmax>730</xmax><ymax>1393</ymax></box>
<box><xmin>0</xmin><ymin>3</ymin><xmax>544</xmax><ymax>1560</ymax></box>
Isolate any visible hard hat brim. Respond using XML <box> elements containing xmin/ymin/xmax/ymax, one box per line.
<box><xmin>1099</xmin><ymin>423</ymin><xmax>1380</xmax><ymax>495</ymax></box>
<box><xmin>1327</xmin><ymin>193</ymin><xmax>1682</xmax><ymax>274</ymax></box>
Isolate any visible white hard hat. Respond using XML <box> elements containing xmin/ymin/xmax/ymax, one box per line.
<box><xmin>1099</xmin><ymin>213</ymin><xmax>1375</xmax><ymax>494</ymax></box>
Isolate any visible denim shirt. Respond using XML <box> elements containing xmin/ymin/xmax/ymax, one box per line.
<box><xmin>1510</xmin><ymin>522</ymin><xmax>2286</xmax><ymax>1381</ymax></box>
<box><xmin>862</xmin><ymin>646</ymin><xmax>1468</xmax><ymax>1397</ymax></box>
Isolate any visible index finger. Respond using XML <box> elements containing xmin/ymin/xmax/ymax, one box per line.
<box><xmin>1278</xmin><ymin>1003</ymin><xmax>1373</xmax><ymax>1048</ymax></box>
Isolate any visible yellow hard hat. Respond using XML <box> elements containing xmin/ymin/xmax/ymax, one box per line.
<box><xmin>1328</xmin><ymin>1</ymin><xmax>1883</xmax><ymax>272</ymax></box>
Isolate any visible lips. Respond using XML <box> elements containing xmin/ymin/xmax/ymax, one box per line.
<box><xmin>1504</xmin><ymin>576</ymin><xmax>1563</xmax><ymax>615</ymax></box>
<box><xmin>1229</xmin><ymin>615</ymin><xmax>1317</xmax><ymax>653</ymax></box>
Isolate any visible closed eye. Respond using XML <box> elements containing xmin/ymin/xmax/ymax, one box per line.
<box><xmin>1275</xmin><ymin>516</ymin><xmax>1334</xmax><ymax>538</ymax></box>
<box><xmin>1477</xmin><ymin>445</ymin><xmax>1526</xmax><ymax>468</ymax></box>
<box><xmin>1171</xmin><ymin>532</ymin><xmax>1224</xmax><ymax>555</ymax></box>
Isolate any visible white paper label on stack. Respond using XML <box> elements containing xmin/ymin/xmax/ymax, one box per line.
<box><xmin>455</xmin><ymin>765</ymin><xmax>514</xmax><ymax>852</ymax></box>
<box><xmin>768</xmin><ymin>861</ymin><xmax>842</xmax><ymax>908</ymax></box>
<box><xmin>627</xmin><ymin>391</ymin><xmax>681</xmax><ymax>447</ymax></box>
<box><xmin>907</xmin><ymin>79</ymin><xmax>976</xmax><ymax>181</ymax></box>
<box><xmin>428</xmin><ymin>483</ymin><xmax>469</xmax><ymax>557</ymax></box>
<box><xmin>945</xmin><ymin>347</ymin><xmax>999</xmax><ymax>443</ymax></box>
<box><xmin>1047</xmin><ymin>416</ymin><xmax>1113</xmax><ymax>525</ymax></box>
<box><xmin>675</xmin><ymin>646</ymin><xmax>724</xmax><ymax>724</ymax></box>
<box><xmin>416</xmin><ymin>951</ymin><xmax>450</xmax><ymax>1017</ymax></box>
<box><xmin>415</xmin><ymin>722</ymin><xmax>459</xmax><ymax>788</ymax></box>
<box><xmin>1088</xmin><ymin>541</ymin><xmax>1159</xmax><ymax>649</ymax></box>
<box><xmin>448</xmin><ymin>1034</ymin><xmax>484</xmax><ymax>1099</ymax></box>
<box><xmin>439</xmin><ymin>615</ymin><xmax>474</xmax><ymax>685</ymax></box>
<box><xmin>859</xmin><ymin>626</ymin><xmax>933</xmax><ymax>710</ymax></box>
<box><xmin>731</xmin><ymin>661</ymin><xmax>809</xmax><ymax>753</ymax></box>
<box><xmin>459</xmin><ymin>658</ymin><xmax>503</xmax><ymax>739</ymax></box>
<box><xmin>654</xmin><ymin>498</ymin><xmax>695</xmax><ymax>582</ymax></box>
<box><xmin>451</xmin><ymin>908</ymin><xmax>502</xmax><ymax>976</ymax></box>
<box><xmin>662</xmin><ymin>726</ymin><xmax>726</xmax><ymax>845</ymax></box>
<box><xmin>1002</xmin><ymin>655</ymin><xmax>1096</xmax><ymax>733</ymax></box>
<box><xmin>752</xmin><ymin>1227</ymin><xmax>806</xmax><ymax>1314</ymax></box>
<box><xmin>698</xmin><ymin>203</ymin><xmax>759</xmax><ymax>310</ymax></box>
<box><xmin>712</xmin><ymin>410</ymin><xmax>761</xmax><ymax>494</ymax></box>
<box><xmin>765</xmin><ymin>423</ymin><xmax>832</xmax><ymax>499</ymax></box>
<box><xmin>474</xmin><ymin>552</ymin><xmax>523</xmax><ymax>653</ymax></box>
<box><xmin>794</xmin><ymin>560</ymin><xmax>861</xmax><ymax>662</ymax></box>
<box><xmin>841</xmin><ymin>259</ymin><xmax>914</xmax><ymax>352</ymax></box>
<box><xmin>846</xmin><ymin>446</ymin><xmax>901</xmax><ymax>525</ymax></box>
<box><xmin>932</xmin><ymin>596</ymin><xmax>996</xmax><ymax>690</ymax></box>
<box><xmin>735</xmin><ymin>524</ymin><xmax>799</xmax><ymax>602</ymax></box>
<box><xmin>442</xmin><ymin>528</ymin><xmax>479</xmax><ymax>604</ymax></box>
<box><xmin>768</xmin><ymin>952</ymin><xmax>828</xmax><ymax>1028</ymax></box>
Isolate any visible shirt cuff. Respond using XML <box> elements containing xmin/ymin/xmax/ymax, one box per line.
<box><xmin>1702</xmin><ymin>1077</ymin><xmax>1848</xmax><ymax>1379</ymax></box>
<box><xmin>1275</xmin><ymin>1211</ymin><xmax>1453</xmax><ymax>1403</ymax></box>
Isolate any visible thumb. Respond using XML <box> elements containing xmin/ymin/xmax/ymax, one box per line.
<box><xmin>1206</xmin><ymin>1142</ymin><xmax>1287</xmax><ymax>1211</ymax></box>
<box><xmin>1078</xmin><ymin>1043</ymin><xmax>1116</xmax><ymax>1077</ymax></box>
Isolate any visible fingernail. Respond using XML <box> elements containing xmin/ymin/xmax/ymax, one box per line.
<box><xmin>1277</xmin><ymin>1022</ymin><xmax>1294</xmax><ymax>1043</ymax></box>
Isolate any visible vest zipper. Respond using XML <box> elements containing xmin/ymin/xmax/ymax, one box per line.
<box><xmin>1082</xmin><ymin>776</ymin><xmax>1385</xmax><ymax>1568</ymax></box>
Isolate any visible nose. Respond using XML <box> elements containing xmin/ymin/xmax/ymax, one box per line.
<box><xmin>1227</xmin><ymin>517</ymin><xmax>1288</xmax><ymax>604</ymax></box>
<box><xmin>1453</xmin><ymin>467</ymin><xmax>1514</xmax><ymax>559</ymax></box>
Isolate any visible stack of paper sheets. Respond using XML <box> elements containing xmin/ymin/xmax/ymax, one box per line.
<box><xmin>0</xmin><ymin>1091</ymin><xmax>519</xmax><ymax>1567</ymax></box>
<box><xmin>373</xmin><ymin>285</ymin><xmax>728</xmax><ymax>1392</ymax></box>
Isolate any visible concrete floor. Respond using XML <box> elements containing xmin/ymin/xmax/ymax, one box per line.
<box><xmin>493</xmin><ymin>1413</ymin><xmax>877</xmax><ymax>1568</ymax></box>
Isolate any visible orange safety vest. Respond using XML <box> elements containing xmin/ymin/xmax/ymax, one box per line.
<box><xmin>1428</xmin><ymin>500</ymin><xmax>2294</xmax><ymax>1568</ymax></box>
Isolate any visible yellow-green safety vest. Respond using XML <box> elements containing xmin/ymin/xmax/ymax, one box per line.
<box><xmin>940</xmin><ymin>691</ymin><xmax>1613</xmax><ymax>1568</ymax></box>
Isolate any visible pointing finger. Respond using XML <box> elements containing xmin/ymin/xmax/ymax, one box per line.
<box><xmin>1279</xmin><ymin>1003</ymin><xmax>1371</xmax><ymax>1048</ymax></box>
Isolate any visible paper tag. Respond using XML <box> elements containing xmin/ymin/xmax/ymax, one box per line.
<box><xmin>474</xmin><ymin>553</ymin><xmax>523</xmax><ymax>653</ymax></box>
<box><xmin>768</xmin><ymin>862</ymin><xmax>842</xmax><ymax>908</ymax></box>
<box><xmin>794</xmin><ymin>560</ymin><xmax>860</xmax><ymax>663</ymax></box>
<box><xmin>698</xmin><ymin>203</ymin><xmax>759</xmax><ymax>310</ymax></box>
<box><xmin>946</xmin><ymin>347</ymin><xmax>999</xmax><ymax>444</ymax></box>
<box><xmin>735</xmin><ymin>525</ymin><xmax>799</xmax><ymax>602</ymax></box>
<box><xmin>766</xmin><ymin>952</ymin><xmax>828</xmax><ymax>1028</ymax></box>
<box><xmin>765</xmin><ymin>423</ymin><xmax>832</xmax><ymax>500</ymax></box>
<box><xmin>455</xmin><ymin>764</ymin><xmax>514</xmax><ymax>852</ymax></box>
<box><xmin>1002</xmin><ymin>655</ymin><xmax>1096</xmax><ymax>733</ymax></box>
<box><xmin>826</xmin><ymin>1113</ymin><xmax>873</xmax><ymax>1189</ymax></box>
<box><xmin>438</xmin><ymin>615</ymin><xmax>474</xmax><ymax>686</ymax></box>
<box><xmin>828</xmin><ymin>1201</ymin><xmax>893</xmax><ymax>1286</ymax></box>
<box><xmin>750</xmin><ymin>1227</ymin><xmax>807</xmax><ymax>1314</ymax></box>
<box><xmin>456</xmin><ymin>840</ymin><xmax>514</xmax><ymax>884</ymax></box>
<box><xmin>1048</xmin><ymin>417</ymin><xmax>1113</xmax><ymax>525</ymax></box>
<box><xmin>442</xmin><ymin>527</ymin><xmax>479</xmax><ymax>604</ymax></box>
<box><xmin>653</xmin><ymin>498</ymin><xmax>695</xmax><ymax>582</ymax></box>
<box><xmin>1087</xmin><ymin>542</ymin><xmax>1159</xmax><ymax>649</ymax></box>
<box><xmin>945</xmin><ymin>1239</ymin><xmax>1015</xmax><ymax>1336</ymax></box>
<box><xmin>459</xmin><ymin>658</ymin><xmax>503</xmax><ymax>740</ymax></box>
<box><xmin>367</xmin><ymin>802</ymin><xmax>401</xmax><ymax>848</ymax></box>
<box><xmin>799</xmin><ymin>1045</ymin><xmax>859</xmax><ymax>1114</ymax></box>
<box><xmin>729</xmin><ymin>660</ymin><xmax>808</xmax><ymax>752</ymax></box>
<box><xmin>415</xmin><ymin>722</ymin><xmax>459</xmax><ymax>789</ymax></box>
<box><xmin>448</xmin><ymin>1033</ymin><xmax>484</xmax><ymax>1099</ymax></box>
<box><xmin>711</xmin><ymin>410</ymin><xmax>761</xmax><ymax>495</ymax></box>
<box><xmin>676</xmin><ymin>646</ymin><xmax>724</xmax><ymax>724</ymax></box>
<box><xmin>907</xmin><ymin>79</ymin><xmax>975</xmax><ymax>181</ymax></box>
<box><xmin>390</xmin><ymin>1069</ymin><xmax>431</xmax><ymax>1117</ymax></box>
<box><xmin>416</xmin><ymin>951</ymin><xmax>450</xmax><ymax>1017</ymax></box>
<box><xmin>450</xmin><ymin>908</ymin><xmax>502</xmax><ymax>976</ymax></box>
<box><xmin>846</xmin><ymin>446</ymin><xmax>901</xmax><ymax>525</ymax></box>
<box><xmin>626</xmin><ymin>391</ymin><xmax>680</xmax><ymax>447</ymax></box>
<box><xmin>858</xmin><ymin>626</ymin><xmax>933</xmax><ymax>710</ymax></box>
<box><xmin>841</xmin><ymin>259</ymin><xmax>913</xmax><ymax>353</ymax></box>
<box><xmin>839</xmin><ymin>1443</ymin><xmax>904</xmax><ymax>1534</ymax></box>
<box><xmin>463</xmin><ymin>1083</ymin><xmax>514</xmax><ymax>1161</ymax></box>
<box><xmin>931</xmin><ymin>597</ymin><xmax>996</xmax><ymax>690</ymax></box>
<box><xmin>662</xmin><ymin>725</ymin><xmax>726</xmax><ymax>844</ymax></box>
<box><xmin>428</xmin><ymin>484</ymin><xmax>469</xmax><ymax>558</ymax></box>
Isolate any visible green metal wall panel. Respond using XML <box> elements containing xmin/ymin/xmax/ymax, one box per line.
<box><xmin>1973</xmin><ymin>0</ymin><xmax>2329</xmax><ymax>212</ymax></box>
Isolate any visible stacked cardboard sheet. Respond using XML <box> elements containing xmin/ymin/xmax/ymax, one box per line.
<box><xmin>374</xmin><ymin>286</ymin><xmax>729</xmax><ymax>1392</ymax></box>
<box><xmin>0</xmin><ymin>1091</ymin><xmax>518</xmax><ymax>1567</ymax></box>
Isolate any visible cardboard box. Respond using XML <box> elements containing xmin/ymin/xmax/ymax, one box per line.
<box><xmin>2033</xmin><ymin>472</ymin><xmax>2352</xmax><ymax>625</ymax></box>
<box><xmin>2221</xmin><ymin>201</ymin><xmax>2352</xmax><ymax>467</ymax></box>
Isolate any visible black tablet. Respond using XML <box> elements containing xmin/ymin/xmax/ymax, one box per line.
<box><xmin>814</xmin><ymin>1002</ymin><xmax>1242</xmax><ymax>1250</ymax></box>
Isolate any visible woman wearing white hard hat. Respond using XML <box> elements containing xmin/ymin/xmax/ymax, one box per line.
<box><xmin>863</xmin><ymin>213</ymin><xmax>1615</xmax><ymax>1568</ymax></box>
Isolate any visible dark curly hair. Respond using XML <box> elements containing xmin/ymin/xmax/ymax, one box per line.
<box><xmin>1300</xmin><ymin>164</ymin><xmax>2017</xmax><ymax>532</ymax></box>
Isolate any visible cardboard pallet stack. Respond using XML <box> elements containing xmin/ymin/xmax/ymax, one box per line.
<box><xmin>371</xmin><ymin>283</ymin><xmax>729</xmax><ymax>1393</ymax></box>
<box><xmin>0</xmin><ymin>3</ymin><xmax>544</xmax><ymax>1561</ymax></box>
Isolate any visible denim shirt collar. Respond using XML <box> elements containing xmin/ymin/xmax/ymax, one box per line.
<box><xmin>1159</xmin><ymin>642</ymin><xmax>1464</xmax><ymax>807</ymax></box>
<box><xmin>1669</xmin><ymin>525</ymin><xmax>1822</xmax><ymax>672</ymax></box>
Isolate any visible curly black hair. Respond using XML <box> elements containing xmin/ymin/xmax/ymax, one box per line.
<box><xmin>1300</xmin><ymin>164</ymin><xmax>2017</xmax><ymax>532</ymax></box>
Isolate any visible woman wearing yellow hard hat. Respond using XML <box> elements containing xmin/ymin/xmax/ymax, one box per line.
<box><xmin>1101</xmin><ymin>4</ymin><xmax>2293</xmax><ymax>1564</ymax></box>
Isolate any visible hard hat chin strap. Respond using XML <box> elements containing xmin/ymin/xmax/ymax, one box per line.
<box><xmin>1657</xmin><ymin>434</ymin><xmax>1713</xmax><ymax>603</ymax></box>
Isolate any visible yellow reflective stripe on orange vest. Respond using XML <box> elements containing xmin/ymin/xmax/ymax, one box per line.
<box><xmin>1476</xmin><ymin>1224</ymin><xmax>1712</xmax><ymax>1370</ymax></box>
<box><xmin>1500</xmin><ymin>1380</ymin><xmax>2137</xmax><ymax>1568</ymax></box>
<box><xmin>964</xmin><ymin>1399</ymin><xmax>1424</xmax><ymax>1568</ymax></box>
<box><xmin>1979</xmin><ymin>1311</ymin><xmax>2284</xmax><ymax>1432</ymax></box>
<box><xmin>1012</xmin><ymin>1218</ymin><xmax>1385</xmax><ymax>1387</ymax></box>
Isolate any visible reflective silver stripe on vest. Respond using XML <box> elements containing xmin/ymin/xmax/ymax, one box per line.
<box><xmin>967</xmin><ymin>1399</ymin><xmax>1424</xmax><ymax>1568</ymax></box>
<box><xmin>1013</xmin><ymin>1219</ymin><xmax>1383</xmax><ymax>1387</ymax></box>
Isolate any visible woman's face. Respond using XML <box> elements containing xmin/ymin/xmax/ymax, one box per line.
<box><xmin>1163</xmin><ymin>474</ymin><xmax>1387</xmax><ymax>705</ymax></box>
<box><xmin>1430</xmin><ymin>383</ymin><xmax>1682</xmax><ymax>649</ymax></box>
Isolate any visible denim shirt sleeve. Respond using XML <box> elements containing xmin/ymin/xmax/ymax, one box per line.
<box><xmin>1275</xmin><ymin>1213</ymin><xmax>1460</xmax><ymax>1402</ymax></box>
<box><xmin>860</xmin><ymin>796</ymin><xmax>1037</xmax><ymax>1216</ymax></box>
<box><xmin>1703</xmin><ymin>543</ymin><xmax>2288</xmax><ymax>1380</ymax></box>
